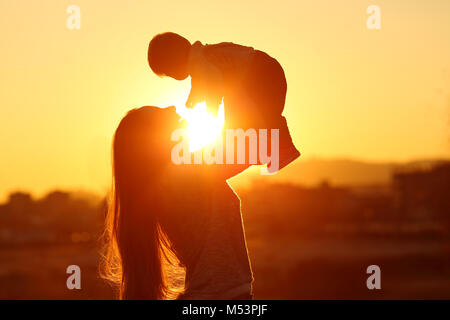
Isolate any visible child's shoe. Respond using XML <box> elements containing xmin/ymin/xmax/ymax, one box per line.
<box><xmin>268</xmin><ymin>116</ymin><xmax>300</xmax><ymax>173</ymax></box>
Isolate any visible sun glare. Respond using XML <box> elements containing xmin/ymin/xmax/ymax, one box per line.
<box><xmin>177</xmin><ymin>102</ymin><xmax>225</xmax><ymax>152</ymax></box>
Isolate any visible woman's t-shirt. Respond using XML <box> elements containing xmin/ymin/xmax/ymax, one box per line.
<box><xmin>159</xmin><ymin>165</ymin><xmax>254</xmax><ymax>299</ymax></box>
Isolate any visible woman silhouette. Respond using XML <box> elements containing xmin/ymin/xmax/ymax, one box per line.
<box><xmin>101</xmin><ymin>106</ymin><xmax>253</xmax><ymax>300</ymax></box>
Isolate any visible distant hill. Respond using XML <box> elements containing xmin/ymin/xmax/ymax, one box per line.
<box><xmin>230</xmin><ymin>158</ymin><xmax>449</xmax><ymax>188</ymax></box>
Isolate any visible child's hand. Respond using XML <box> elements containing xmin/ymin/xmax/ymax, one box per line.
<box><xmin>185</xmin><ymin>91</ymin><xmax>202</xmax><ymax>109</ymax></box>
<box><xmin>185</xmin><ymin>93</ymin><xmax>221</xmax><ymax>115</ymax></box>
<box><xmin>186</xmin><ymin>79</ymin><xmax>222</xmax><ymax>115</ymax></box>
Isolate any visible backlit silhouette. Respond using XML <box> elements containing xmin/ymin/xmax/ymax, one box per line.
<box><xmin>148</xmin><ymin>32</ymin><xmax>300</xmax><ymax>170</ymax></box>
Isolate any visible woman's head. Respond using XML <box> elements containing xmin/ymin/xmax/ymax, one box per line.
<box><xmin>113</xmin><ymin>106</ymin><xmax>178</xmax><ymax>190</ymax></box>
<box><xmin>101</xmin><ymin>106</ymin><xmax>181</xmax><ymax>299</ymax></box>
<box><xmin>148</xmin><ymin>32</ymin><xmax>191</xmax><ymax>80</ymax></box>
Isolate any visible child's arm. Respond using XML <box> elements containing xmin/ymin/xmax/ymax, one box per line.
<box><xmin>186</xmin><ymin>43</ymin><xmax>224</xmax><ymax>113</ymax></box>
<box><xmin>186</xmin><ymin>73</ymin><xmax>223</xmax><ymax>110</ymax></box>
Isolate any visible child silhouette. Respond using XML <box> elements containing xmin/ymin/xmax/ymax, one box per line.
<box><xmin>148</xmin><ymin>32</ymin><xmax>300</xmax><ymax>171</ymax></box>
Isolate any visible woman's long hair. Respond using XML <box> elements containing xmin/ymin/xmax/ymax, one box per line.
<box><xmin>100</xmin><ymin>106</ymin><xmax>181</xmax><ymax>299</ymax></box>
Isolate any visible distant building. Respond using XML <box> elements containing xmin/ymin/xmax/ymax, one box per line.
<box><xmin>393</xmin><ymin>162</ymin><xmax>450</xmax><ymax>224</ymax></box>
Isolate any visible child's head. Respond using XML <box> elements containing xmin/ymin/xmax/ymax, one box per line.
<box><xmin>148</xmin><ymin>32</ymin><xmax>191</xmax><ymax>80</ymax></box>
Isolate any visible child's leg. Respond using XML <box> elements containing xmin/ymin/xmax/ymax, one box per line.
<box><xmin>243</xmin><ymin>51</ymin><xmax>300</xmax><ymax>171</ymax></box>
<box><xmin>244</xmin><ymin>50</ymin><xmax>286</xmax><ymax>118</ymax></box>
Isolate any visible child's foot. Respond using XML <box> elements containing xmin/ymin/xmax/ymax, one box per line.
<box><xmin>269</xmin><ymin>117</ymin><xmax>300</xmax><ymax>173</ymax></box>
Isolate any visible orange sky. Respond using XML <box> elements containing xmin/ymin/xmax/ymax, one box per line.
<box><xmin>0</xmin><ymin>0</ymin><xmax>449</xmax><ymax>201</ymax></box>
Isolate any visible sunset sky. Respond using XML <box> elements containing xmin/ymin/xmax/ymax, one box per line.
<box><xmin>1</xmin><ymin>0</ymin><xmax>449</xmax><ymax>201</ymax></box>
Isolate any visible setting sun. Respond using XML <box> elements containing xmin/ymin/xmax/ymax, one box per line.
<box><xmin>177</xmin><ymin>102</ymin><xmax>225</xmax><ymax>152</ymax></box>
